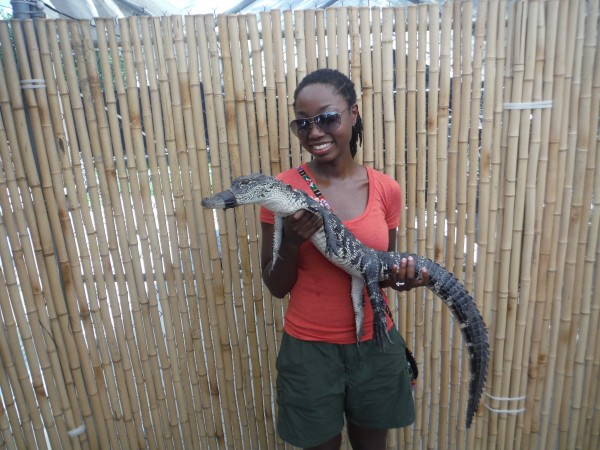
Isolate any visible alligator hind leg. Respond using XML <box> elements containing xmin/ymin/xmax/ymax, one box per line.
<box><xmin>351</xmin><ymin>276</ymin><xmax>365</xmax><ymax>343</ymax></box>
<box><xmin>363</xmin><ymin>270</ymin><xmax>392</xmax><ymax>348</ymax></box>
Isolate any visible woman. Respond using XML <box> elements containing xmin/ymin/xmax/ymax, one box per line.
<box><xmin>260</xmin><ymin>68</ymin><xmax>429</xmax><ymax>450</ymax></box>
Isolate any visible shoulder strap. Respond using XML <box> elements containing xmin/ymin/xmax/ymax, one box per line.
<box><xmin>296</xmin><ymin>165</ymin><xmax>331</xmax><ymax>210</ymax></box>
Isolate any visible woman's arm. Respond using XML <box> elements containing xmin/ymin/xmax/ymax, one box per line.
<box><xmin>260</xmin><ymin>210</ymin><xmax>322</xmax><ymax>298</ymax></box>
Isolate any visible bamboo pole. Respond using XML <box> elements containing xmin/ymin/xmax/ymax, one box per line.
<box><xmin>336</xmin><ymin>7</ymin><xmax>349</xmax><ymax>75</ymax></box>
<box><xmin>446</xmin><ymin>2</ymin><xmax>462</xmax><ymax>444</ymax></box>
<box><xmin>381</xmin><ymin>8</ymin><xmax>395</xmax><ymax>178</ymax></box>
<box><xmin>249</xmin><ymin>14</ymin><xmax>275</xmax><ymax>175</ymax></box>
<box><xmin>372</xmin><ymin>7</ymin><xmax>384</xmax><ymax>171</ymax></box>
<box><xmin>474</xmin><ymin>0</ymin><xmax>500</xmax><ymax>439</ymax></box>
<box><xmin>304</xmin><ymin>9</ymin><xmax>317</xmax><ymax>74</ymax></box>
<box><xmin>261</xmin><ymin>11</ymin><xmax>282</xmax><ymax>175</ymax></box>
<box><xmin>359</xmin><ymin>7</ymin><xmax>374</xmax><ymax>168</ymax></box>
<box><xmin>425</xmin><ymin>4</ymin><xmax>441</xmax><ymax>449</ymax></box>
<box><xmin>326</xmin><ymin>8</ymin><xmax>337</xmax><ymax>70</ymax></box>
<box><xmin>434</xmin><ymin>3</ymin><xmax>453</xmax><ymax>447</ymax></box>
<box><xmin>283</xmin><ymin>11</ymin><xmax>301</xmax><ymax>167</ymax></box>
<box><xmin>393</xmin><ymin>6</ymin><xmax>407</xmax><ymax>343</ymax></box>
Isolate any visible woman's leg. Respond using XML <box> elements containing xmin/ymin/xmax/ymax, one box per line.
<box><xmin>347</xmin><ymin>423</ymin><xmax>387</xmax><ymax>450</ymax></box>
<box><xmin>305</xmin><ymin>433</ymin><xmax>342</xmax><ymax>450</ymax></box>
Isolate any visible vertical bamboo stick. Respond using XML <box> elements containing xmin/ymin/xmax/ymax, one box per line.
<box><xmin>261</xmin><ymin>11</ymin><xmax>282</xmax><ymax>175</ymax></box>
<box><xmin>315</xmin><ymin>9</ymin><xmax>326</xmax><ymax>69</ymax></box>
<box><xmin>336</xmin><ymin>7</ymin><xmax>349</xmax><ymax>74</ymax></box>
<box><xmin>326</xmin><ymin>8</ymin><xmax>337</xmax><ymax>70</ymax></box>
<box><xmin>434</xmin><ymin>3</ymin><xmax>453</xmax><ymax>446</ymax></box>
<box><xmin>392</xmin><ymin>6</ymin><xmax>407</xmax><ymax>352</ymax></box>
<box><xmin>446</xmin><ymin>2</ymin><xmax>462</xmax><ymax>445</ymax></box>
<box><xmin>372</xmin><ymin>8</ymin><xmax>384</xmax><ymax>171</ymax></box>
<box><xmin>283</xmin><ymin>11</ymin><xmax>301</xmax><ymax>167</ymax></box>
<box><xmin>359</xmin><ymin>8</ymin><xmax>374</xmax><ymax>168</ymax></box>
<box><xmin>381</xmin><ymin>8</ymin><xmax>395</xmax><ymax>178</ymax></box>
<box><xmin>424</xmin><ymin>4</ymin><xmax>441</xmax><ymax>449</ymax></box>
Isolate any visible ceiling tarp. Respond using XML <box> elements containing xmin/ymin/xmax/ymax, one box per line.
<box><xmin>30</xmin><ymin>0</ymin><xmax>430</xmax><ymax>19</ymax></box>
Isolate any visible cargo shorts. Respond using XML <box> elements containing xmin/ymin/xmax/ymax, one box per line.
<box><xmin>275</xmin><ymin>326</ymin><xmax>415</xmax><ymax>448</ymax></box>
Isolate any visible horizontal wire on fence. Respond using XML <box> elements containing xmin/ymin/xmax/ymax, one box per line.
<box><xmin>20</xmin><ymin>78</ymin><xmax>46</xmax><ymax>89</ymax></box>
<box><xmin>483</xmin><ymin>391</ymin><xmax>527</xmax><ymax>415</ymax></box>
<box><xmin>503</xmin><ymin>100</ymin><xmax>553</xmax><ymax>109</ymax></box>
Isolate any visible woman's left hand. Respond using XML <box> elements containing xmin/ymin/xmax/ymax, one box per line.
<box><xmin>383</xmin><ymin>256</ymin><xmax>430</xmax><ymax>292</ymax></box>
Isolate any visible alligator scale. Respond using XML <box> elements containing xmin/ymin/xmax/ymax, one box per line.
<box><xmin>201</xmin><ymin>173</ymin><xmax>489</xmax><ymax>428</ymax></box>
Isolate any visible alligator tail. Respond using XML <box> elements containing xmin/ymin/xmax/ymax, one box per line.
<box><xmin>399</xmin><ymin>253</ymin><xmax>489</xmax><ymax>429</ymax></box>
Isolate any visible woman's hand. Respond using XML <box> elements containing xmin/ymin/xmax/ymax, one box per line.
<box><xmin>281</xmin><ymin>209</ymin><xmax>322</xmax><ymax>246</ymax></box>
<box><xmin>261</xmin><ymin>209</ymin><xmax>322</xmax><ymax>298</ymax></box>
<box><xmin>382</xmin><ymin>256</ymin><xmax>430</xmax><ymax>292</ymax></box>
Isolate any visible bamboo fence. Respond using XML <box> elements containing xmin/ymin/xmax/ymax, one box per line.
<box><xmin>0</xmin><ymin>1</ymin><xmax>598</xmax><ymax>449</ymax></box>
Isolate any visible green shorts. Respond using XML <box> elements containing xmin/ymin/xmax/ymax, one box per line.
<box><xmin>275</xmin><ymin>326</ymin><xmax>415</xmax><ymax>448</ymax></box>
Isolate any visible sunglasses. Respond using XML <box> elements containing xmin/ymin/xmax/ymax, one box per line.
<box><xmin>289</xmin><ymin>108</ymin><xmax>351</xmax><ymax>138</ymax></box>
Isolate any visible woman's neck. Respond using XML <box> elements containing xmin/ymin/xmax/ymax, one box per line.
<box><xmin>307</xmin><ymin>156</ymin><xmax>361</xmax><ymax>181</ymax></box>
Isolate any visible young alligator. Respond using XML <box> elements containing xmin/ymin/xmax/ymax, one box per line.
<box><xmin>201</xmin><ymin>173</ymin><xmax>489</xmax><ymax>428</ymax></box>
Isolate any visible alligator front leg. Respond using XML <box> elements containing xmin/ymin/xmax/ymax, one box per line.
<box><xmin>270</xmin><ymin>215</ymin><xmax>285</xmax><ymax>270</ymax></box>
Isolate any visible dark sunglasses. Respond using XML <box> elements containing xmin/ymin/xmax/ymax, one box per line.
<box><xmin>289</xmin><ymin>108</ymin><xmax>351</xmax><ymax>137</ymax></box>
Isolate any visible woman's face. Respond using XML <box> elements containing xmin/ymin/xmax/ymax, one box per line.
<box><xmin>293</xmin><ymin>83</ymin><xmax>357</xmax><ymax>163</ymax></box>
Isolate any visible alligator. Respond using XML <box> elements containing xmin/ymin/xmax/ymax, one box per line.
<box><xmin>201</xmin><ymin>173</ymin><xmax>489</xmax><ymax>428</ymax></box>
